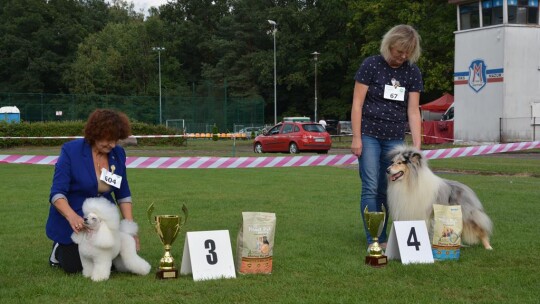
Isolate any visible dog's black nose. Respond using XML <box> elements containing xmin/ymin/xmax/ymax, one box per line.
<box><xmin>386</xmin><ymin>167</ymin><xmax>391</xmax><ymax>174</ymax></box>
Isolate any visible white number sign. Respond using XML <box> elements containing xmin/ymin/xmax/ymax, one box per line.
<box><xmin>180</xmin><ymin>230</ymin><xmax>236</xmax><ymax>281</ymax></box>
<box><xmin>386</xmin><ymin>221</ymin><xmax>434</xmax><ymax>264</ymax></box>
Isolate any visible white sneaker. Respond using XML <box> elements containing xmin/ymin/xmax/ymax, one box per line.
<box><xmin>49</xmin><ymin>242</ymin><xmax>60</xmax><ymax>267</ymax></box>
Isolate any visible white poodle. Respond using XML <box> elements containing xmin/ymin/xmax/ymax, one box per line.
<box><xmin>71</xmin><ymin>197</ymin><xmax>151</xmax><ymax>282</ymax></box>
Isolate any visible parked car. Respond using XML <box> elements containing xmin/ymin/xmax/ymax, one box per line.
<box><xmin>282</xmin><ymin>116</ymin><xmax>311</xmax><ymax>122</ymax></box>
<box><xmin>253</xmin><ymin>122</ymin><xmax>332</xmax><ymax>154</ymax></box>
<box><xmin>441</xmin><ymin>103</ymin><xmax>454</xmax><ymax>121</ymax></box>
<box><xmin>324</xmin><ymin>119</ymin><xmax>339</xmax><ymax>135</ymax></box>
<box><xmin>238</xmin><ymin>126</ymin><xmax>263</xmax><ymax>139</ymax></box>
<box><xmin>337</xmin><ymin>121</ymin><xmax>352</xmax><ymax>135</ymax></box>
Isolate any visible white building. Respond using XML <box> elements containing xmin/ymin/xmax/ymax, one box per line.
<box><xmin>449</xmin><ymin>0</ymin><xmax>540</xmax><ymax>143</ymax></box>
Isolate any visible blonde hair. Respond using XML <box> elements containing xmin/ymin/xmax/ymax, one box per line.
<box><xmin>380</xmin><ymin>24</ymin><xmax>421</xmax><ymax>64</ymax></box>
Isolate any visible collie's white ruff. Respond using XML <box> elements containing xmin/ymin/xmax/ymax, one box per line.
<box><xmin>386</xmin><ymin>146</ymin><xmax>493</xmax><ymax>249</ymax></box>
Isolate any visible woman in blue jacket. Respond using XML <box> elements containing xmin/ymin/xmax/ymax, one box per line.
<box><xmin>46</xmin><ymin>109</ymin><xmax>138</xmax><ymax>273</ymax></box>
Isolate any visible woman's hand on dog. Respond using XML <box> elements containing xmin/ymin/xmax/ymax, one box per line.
<box><xmin>52</xmin><ymin>198</ymin><xmax>86</xmax><ymax>233</ymax></box>
<box><xmin>67</xmin><ymin>213</ymin><xmax>85</xmax><ymax>233</ymax></box>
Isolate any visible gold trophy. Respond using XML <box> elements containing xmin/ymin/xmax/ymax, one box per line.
<box><xmin>147</xmin><ymin>203</ymin><xmax>188</xmax><ymax>279</ymax></box>
<box><xmin>364</xmin><ymin>206</ymin><xmax>388</xmax><ymax>267</ymax></box>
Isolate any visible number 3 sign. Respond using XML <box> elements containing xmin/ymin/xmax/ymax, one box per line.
<box><xmin>386</xmin><ymin>221</ymin><xmax>434</xmax><ymax>264</ymax></box>
<box><xmin>180</xmin><ymin>230</ymin><xmax>236</xmax><ymax>281</ymax></box>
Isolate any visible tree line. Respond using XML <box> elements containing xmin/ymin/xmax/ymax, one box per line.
<box><xmin>0</xmin><ymin>0</ymin><xmax>456</xmax><ymax>122</ymax></box>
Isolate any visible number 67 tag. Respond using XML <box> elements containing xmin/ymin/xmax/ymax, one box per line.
<box><xmin>386</xmin><ymin>221</ymin><xmax>434</xmax><ymax>264</ymax></box>
<box><xmin>383</xmin><ymin>85</ymin><xmax>405</xmax><ymax>101</ymax></box>
<box><xmin>180</xmin><ymin>230</ymin><xmax>236</xmax><ymax>281</ymax></box>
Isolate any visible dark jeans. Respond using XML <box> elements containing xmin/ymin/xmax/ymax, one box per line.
<box><xmin>55</xmin><ymin>243</ymin><xmax>83</xmax><ymax>273</ymax></box>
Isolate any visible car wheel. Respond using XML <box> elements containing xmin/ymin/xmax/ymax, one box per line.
<box><xmin>289</xmin><ymin>142</ymin><xmax>299</xmax><ymax>154</ymax></box>
<box><xmin>254</xmin><ymin>142</ymin><xmax>263</xmax><ymax>153</ymax></box>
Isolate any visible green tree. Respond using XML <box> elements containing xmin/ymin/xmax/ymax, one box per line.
<box><xmin>0</xmin><ymin>0</ymin><xmax>112</xmax><ymax>93</ymax></box>
<box><xmin>65</xmin><ymin>13</ymin><xmax>191</xmax><ymax>96</ymax></box>
<box><xmin>0</xmin><ymin>0</ymin><xmax>458</xmax><ymax>123</ymax></box>
<box><xmin>347</xmin><ymin>0</ymin><xmax>456</xmax><ymax>102</ymax></box>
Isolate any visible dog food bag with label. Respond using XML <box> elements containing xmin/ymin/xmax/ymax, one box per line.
<box><xmin>431</xmin><ymin>204</ymin><xmax>462</xmax><ymax>260</ymax></box>
<box><xmin>236</xmin><ymin>212</ymin><xmax>276</xmax><ymax>274</ymax></box>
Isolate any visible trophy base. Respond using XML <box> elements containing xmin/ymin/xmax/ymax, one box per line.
<box><xmin>365</xmin><ymin>255</ymin><xmax>388</xmax><ymax>267</ymax></box>
<box><xmin>156</xmin><ymin>269</ymin><xmax>178</xmax><ymax>279</ymax></box>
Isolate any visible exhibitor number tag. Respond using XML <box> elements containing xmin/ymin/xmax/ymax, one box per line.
<box><xmin>100</xmin><ymin>168</ymin><xmax>122</xmax><ymax>189</ymax></box>
<box><xmin>383</xmin><ymin>85</ymin><xmax>405</xmax><ymax>101</ymax></box>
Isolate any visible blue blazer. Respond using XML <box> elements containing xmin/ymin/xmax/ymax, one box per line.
<box><xmin>46</xmin><ymin>138</ymin><xmax>132</xmax><ymax>244</ymax></box>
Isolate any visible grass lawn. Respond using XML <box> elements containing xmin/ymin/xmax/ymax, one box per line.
<box><xmin>0</xmin><ymin>143</ymin><xmax>539</xmax><ymax>303</ymax></box>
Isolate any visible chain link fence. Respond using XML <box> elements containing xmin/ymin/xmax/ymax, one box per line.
<box><xmin>0</xmin><ymin>90</ymin><xmax>265</xmax><ymax>133</ymax></box>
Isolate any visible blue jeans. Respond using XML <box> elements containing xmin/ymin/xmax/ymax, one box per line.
<box><xmin>358</xmin><ymin>135</ymin><xmax>403</xmax><ymax>246</ymax></box>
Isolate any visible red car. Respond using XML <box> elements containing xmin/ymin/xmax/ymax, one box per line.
<box><xmin>253</xmin><ymin>122</ymin><xmax>332</xmax><ymax>154</ymax></box>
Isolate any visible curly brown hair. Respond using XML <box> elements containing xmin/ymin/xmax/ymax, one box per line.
<box><xmin>83</xmin><ymin>109</ymin><xmax>131</xmax><ymax>145</ymax></box>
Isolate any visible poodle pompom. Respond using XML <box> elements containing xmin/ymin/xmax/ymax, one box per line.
<box><xmin>120</xmin><ymin>220</ymin><xmax>139</xmax><ymax>236</ymax></box>
<box><xmin>82</xmin><ymin>197</ymin><xmax>120</xmax><ymax>230</ymax></box>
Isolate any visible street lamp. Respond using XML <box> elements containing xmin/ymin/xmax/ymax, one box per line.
<box><xmin>311</xmin><ymin>51</ymin><xmax>320</xmax><ymax>123</ymax></box>
<box><xmin>152</xmin><ymin>46</ymin><xmax>165</xmax><ymax>124</ymax></box>
<box><xmin>268</xmin><ymin>20</ymin><xmax>277</xmax><ymax>125</ymax></box>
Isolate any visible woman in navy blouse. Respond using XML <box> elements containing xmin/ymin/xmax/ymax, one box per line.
<box><xmin>46</xmin><ymin>109</ymin><xmax>138</xmax><ymax>273</ymax></box>
<box><xmin>350</xmin><ymin>25</ymin><xmax>423</xmax><ymax>252</ymax></box>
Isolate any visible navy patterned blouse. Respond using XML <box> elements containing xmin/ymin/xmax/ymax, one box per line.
<box><xmin>354</xmin><ymin>55</ymin><xmax>423</xmax><ymax>140</ymax></box>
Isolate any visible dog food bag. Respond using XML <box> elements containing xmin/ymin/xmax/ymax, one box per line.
<box><xmin>236</xmin><ymin>212</ymin><xmax>276</xmax><ymax>274</ymax></box>
<box><xmin>431</xmin><ymin>204</ymin><xmax>462</xmax><ymax>260</ymax></box>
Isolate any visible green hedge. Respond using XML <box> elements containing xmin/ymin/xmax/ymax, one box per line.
<box><xmin>0</xmin><ymin>121</ymin><xmax>186</xmax><ymax>148</ymax></box>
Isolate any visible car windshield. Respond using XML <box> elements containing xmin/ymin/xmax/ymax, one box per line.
<box><xmin>302</xmin><ymin>124</ymin><xmax>326</xmax><ymax>133</ymax></box>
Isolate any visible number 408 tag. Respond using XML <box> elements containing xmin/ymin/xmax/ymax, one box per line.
<box><xmin>386</xmin><ymin>221</ymin><xmax>434</xmax><ymax>264</ymax></box>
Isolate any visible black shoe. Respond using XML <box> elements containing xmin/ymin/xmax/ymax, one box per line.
<box><xmin>49</xmin><ymin>242</ymin><xmax>60</xmax><ymax>267</ymax></box>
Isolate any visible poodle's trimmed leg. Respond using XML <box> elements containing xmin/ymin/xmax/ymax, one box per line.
<box><xmin>91</xmin><ymin>258</ymin><xmax>112</xmax><ymax>282</ymax></box>
<box><xmin>80</xmin><ymin>256</ymin><xmax>93</xmax><ymax>278</ymax></box>
<box><xmin>117</xmin><ymin>234</ymin><xmax>151</xmax><ymax>275</ymax></box>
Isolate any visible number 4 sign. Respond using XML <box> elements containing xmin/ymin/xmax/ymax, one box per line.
<box><xmin>180</xmin><ymin>230</ymin><xmax>236</xmax><ymax>281</ymax></box>
<box><xmin>386</xmin><ymin>221</ymin><xmax>434</xmax><ymax>264</ymax></box>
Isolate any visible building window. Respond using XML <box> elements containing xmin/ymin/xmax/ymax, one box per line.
<box><xmin>508</xmin><ymin>0</ymin><xmax>539</xmax><ymax>24</ymax></box>
<box><xmin>460</xmin><ymin>2</ymin><xmax>480</xmax><ymax>29</ymax></box>
<box><xmin>483</xmin><ymin>0</ymin><xmax>504</xmax><ymax>26</ymax></box>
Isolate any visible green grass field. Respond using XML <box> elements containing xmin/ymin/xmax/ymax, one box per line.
<box><xmin>0</xmin><ymin>143</ymin><xmax>539</xmax><ymax>303</ymax></box>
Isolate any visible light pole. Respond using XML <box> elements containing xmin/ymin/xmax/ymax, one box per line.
<box><xmin>268</xmin><ymin>20</ymin><xmax>277</xmax><ymax>125</ymax></box>
<box><xmin>152</xmin><ymin>46</ymin><xmax>165</xmax><ymax>124</ymax></box>
<box><xmin>311</xmin><ymin>51</ymin><xmax>320</xmax><ymax>123</ymax></box>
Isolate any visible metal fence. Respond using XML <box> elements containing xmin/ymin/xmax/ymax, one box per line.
<box><xmin>0</xmin><ymin>92</ymin><xmax>265</xmax><ymax>133</ymax></box>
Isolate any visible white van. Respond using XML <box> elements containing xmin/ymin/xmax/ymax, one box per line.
<box><xmin>441</xmin><ymin>103</ymin><xmax>454</xmax><ymax>121</ymax></box>
<box><xmin>283</xmin><ymin>116</ymin><xmax>311</xmax><ymax>122</ymax></box>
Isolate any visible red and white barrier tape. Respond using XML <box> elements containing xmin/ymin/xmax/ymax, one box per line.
<box><xmin>0</xmin><ymin>136</ymin><xmax>84</xmax><ymax>139</ymax></box>
<box><xmin>0</xmin><ymin>134</ymin><xmax>242</xmax><ymax>139</ymax></box>
<box><xmin>422</xmin><ymin>141</ymin><xmax>539</xmax><ymax>159</ymax></box>
<box><xmin>0</xmin><ymin>141</ymin><xmax>538</xmax><ymax>169</ymax></box>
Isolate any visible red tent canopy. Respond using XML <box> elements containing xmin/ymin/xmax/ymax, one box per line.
<box><xmin>420</xmin><ymin>93</ymin><xmax>454</xmax><ymax>113</ymax></box>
